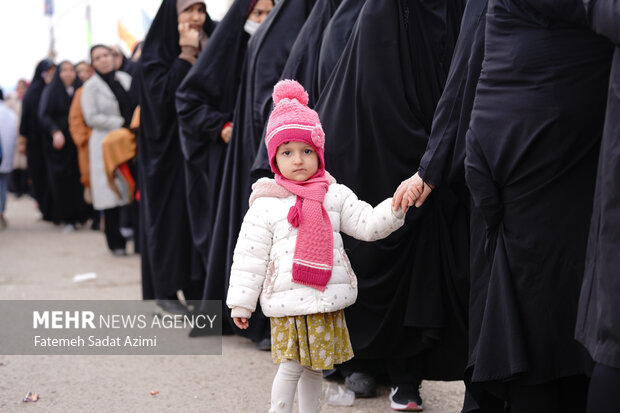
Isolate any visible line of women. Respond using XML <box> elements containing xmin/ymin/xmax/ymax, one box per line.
<box><xmin>132</xmin><ymin>0</ymin><xmax>619</xmax><ymax>411</ymax></box>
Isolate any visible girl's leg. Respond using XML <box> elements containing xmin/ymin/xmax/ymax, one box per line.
<box><xmin>271</xmin><ymin>360</ymin><xmax>303</xmax><ymax>413</ymax></box>
<box><xmin>298</xmin><ymin>367</ymin><xmax>322</xmax><ymax>413</ymax></box>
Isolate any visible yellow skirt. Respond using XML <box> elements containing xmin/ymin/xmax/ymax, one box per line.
<box><xmin>270</xmin><ymin>310</ymin><xmax>354</xmax><ymax>370</ymax></box>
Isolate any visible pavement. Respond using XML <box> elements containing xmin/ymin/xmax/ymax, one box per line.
<box><xmin>0</xmin><ymin>194</ymin><xmax>465</xmax><ymax>412</ymax></box>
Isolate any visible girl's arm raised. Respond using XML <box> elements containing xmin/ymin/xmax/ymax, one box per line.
<box><xmin>337</xmin><ymin>184</ymin><xmax>406</xmax><ymax>242</ymax></box>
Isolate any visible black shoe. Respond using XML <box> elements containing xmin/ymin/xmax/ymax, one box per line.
<box><xmin>155</xmin><ymin>299</ymin><xmax>188</xmax><ymax>315</ymax></box>
<box><xmin>255</xmin><ymin>337</ymin><xmax>271</xmax><ymax>351</ymax></box>
<box><xmin>389</xmin><ymin>383</ymin><xmax>423</xmax><ymax>411</ymax></box>
<box><xmin>111</xmin><ymin>248</ymin><xmax>127</xmax><ymax>256</ymax></box>
<box><xmin>345</xmin><ymin>372</ymin><xmax>377</xmax><ymax>398</ymax></box>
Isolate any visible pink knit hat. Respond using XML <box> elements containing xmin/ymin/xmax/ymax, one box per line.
<box><xmin>265</xmin><ymin>79</ymin><xmax>326</xmax><ymax>176</ymax></box>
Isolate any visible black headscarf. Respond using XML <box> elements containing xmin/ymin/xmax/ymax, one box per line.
<box><xmin>20</xmin><ymin>59</ymin><xmax>54</xmax><ymax>138</ymax></box>
<box><xmin>199</xmin><ymin>0</ymin><xmax>318</xmax><ymax>338</ymax></box>
<box><xmin>91</xmin><ymin>45</ymin><xmax>134</xmax><ymax>127</ymax></box>
<box><xmin>314</xmin><ymin>0</ymin><xmax>467</xmax><ymax>378</ymax></box>
<box><xmin>317</xmin><ymin>0</ymin><xmax>367</xmax><ymax>91</ymax></box>
<box><xmin>137</xmin><ymin>0</ymin><xmax>216</xmax><ymax>300</ymax></box>
<box><xmin>38</xmin><ymin>61</ymin><xmax>82</xmax><ymax>135</ymax></box>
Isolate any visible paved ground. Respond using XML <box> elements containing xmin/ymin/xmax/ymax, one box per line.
<box><xmin>0</xmin><ymin>195</ymin><xmax>465</xmax><ymax>412</ymax></box>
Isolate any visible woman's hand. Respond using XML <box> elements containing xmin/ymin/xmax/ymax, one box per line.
<box><xmin>221</xmin><ymin>123</ymin><xmax>233</xmax><ymax>144</ymax></box>
<box><xmin>52</xmin><ymin>130</ymin><xmax>66</xmax><ymax>150</ymax></box>
<box><xmin>233</xmin><ymin>317</ymin><xmax>249</xmax><ymax>329</ymax></box>
<box><xmin>178</xmin><ymin>22</ymin><xmax>200</xmax><ymax>48</ymax></box>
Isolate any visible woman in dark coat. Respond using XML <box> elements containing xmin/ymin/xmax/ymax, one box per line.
<box><xmin>175</xmin><ymin>0</ymin><xmax>274</xmax><ymax>332</ymax></box>
<box><xmin>199</xmin><ymin>0</ymin><xmax>317</xmax><ymax>341</ymax></box>
<box><xmin>463</xmin><ymin>0</ymin><xmax>613</xmax><ymax>410</ymax></box>
<box><xmin>314</xmin><ymin>0</ymin><xmax>466</xmax><ymax>407</ymax></box>
<box><xmin>576</xmin><ymin>1</ymin><xmax>620</xmax><ymax>412</ymax></box>
<box><xmin>20</xmin><ymin>59</ymin><xmax>56</xmax><ymax>222</ymax></box>
<box><xmin>137</xmin><ymin>0</ymin><xmax>215</xmax><ymax>306</ymax></box>
<box><xmin>38</xmin><ymin>61</ymin><xmax>90</xmax><ymax>230</ymax></box>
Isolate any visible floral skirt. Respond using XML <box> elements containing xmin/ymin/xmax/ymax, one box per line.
<box><xmin>270</xmin><ymin>310</ymin><xmax>354</xmax><ymax>370</ymax></box>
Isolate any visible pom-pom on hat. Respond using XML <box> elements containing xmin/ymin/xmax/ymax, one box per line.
<box><xmin>265</xmin><ymin>79</ymin><xmax>325</xmax><ymax>176</ymax></box>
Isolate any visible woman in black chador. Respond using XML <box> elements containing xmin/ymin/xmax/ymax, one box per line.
<box><xmin>137</xmin><ymin>0</ymin><xmax>215</xmax><ymax>308</ymax></box>
<box><xmin>38</xmin><ymin>61</ymin><xmax>90</xmax><ymax>231</ymax></box>
<box><xmin>250</xmin><ymin>0</ymin><xmax>344</xmax><ymax>176</ymax></box>
<box><xmin>314</xmin><ymin>0</ymin><xmax>466</xmax><ymax>409</ymax></box>
<box><xmin>463</xmin><ymin>0</ymin><xmax>613</xmax><ymax>411</ymax></box>
<box><xmin>392</xmin><ymin>0</ymin><xmax>489</xmax><ymax>411</ymax></box>
<box><xmin>576</xmin><ymin>2</ymin><xmax>620</xmax><ymax>413</ymax></box>
<box><xmin>175</xmin><ymin>0</ymin><xmax>274</xmax><ymax>331</ymax></box>
<box><xmin>20</xmin><ymin>59</ymin><xmax>56</xmax><ymax>222</ymax></box>
<box><xmin>198</xmin><ymin>0</ymin><xmax>317</xmax><ymax>343</ymax></box>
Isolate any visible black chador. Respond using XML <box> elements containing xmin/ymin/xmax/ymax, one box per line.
<box><xmin>137</xmin><ymin>0</ymin><xmax>215</xmax><ymax>300</ymax></box>
<box><xmin>464</xmin><ymin>0</ymin><xmax>613</xmax><ymax>408</ymax></box>
<box><xmin>20</xmin><ymin>59</ymin><xmax>55</xmax><ymax>222</ymax></box>
<box><xmin>315</xmin><ymin>0</ymin><xmax>467</xmax><ymax>380</ymax></box>
<box><xmin>175</xmin><ymin>0</ymin><xmax>261</xmax><ymax>329</ymax></box>
<box><xmin>38</xmin><ymin>63</ymin><xmax>90</xmax><ymax>225</ymax></box>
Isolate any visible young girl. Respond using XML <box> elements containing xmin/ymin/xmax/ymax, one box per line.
<box><xmin>227</xmin><ymin>80</ymin><xmax>412</xmax><ymax>413</ymax></box>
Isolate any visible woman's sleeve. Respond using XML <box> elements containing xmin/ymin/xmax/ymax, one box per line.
<box><xmin>226</xmin><ymin>199</ymin><xmax>274</xmax><ymax>318</ymax></box>
<box><xmin>37</xmin><ymin>87</ymin><xmax>58</xmax><ymax>134</ymax></box>
<box><xmin>81</xmin><ymin>84</ymin><xmax>124</xmax><ymax>131</ymax></box>
<box><xmin>337</xmin><ymin>184</ymin><xmax>405</xmax><ymax>242</ymax></box>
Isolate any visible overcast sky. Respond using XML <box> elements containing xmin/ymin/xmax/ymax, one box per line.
<box><xmin>0</xmin><ymin>0</ymin><xmax>230</xmax><ymax>92</ymax></box>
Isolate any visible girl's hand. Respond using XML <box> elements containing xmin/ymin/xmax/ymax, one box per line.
<box><xmin>393</xmin><ymin>172</ymin><xmax>434</xmax><ymax>213</ymax></box>
<box><xmin>178</xmin><ymin>22</ymin><xmax>200</xmax><ymax>48</ymax></box>
<box><xmin>233</xmin><ymin>317</ymin><xmax>249</xmax><ymax>329</ymax></box>
<box><xmin>52</xmin><ymin>130</ymin><xmax>65</xmax><ymax>150</ymax></box>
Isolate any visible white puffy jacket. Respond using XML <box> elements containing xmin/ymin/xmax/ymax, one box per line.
<box><xmin>226</xmin><ymin>177</ymin><xmax>405</xmax><ymax>319</ymax></box>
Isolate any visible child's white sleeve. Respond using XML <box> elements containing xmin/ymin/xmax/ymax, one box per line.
<box><xmin>337</xmin><ymin>184</ymin><xmax>406</xmax><ymax>242</ymax></box>
<box><xmin>226</xmin><ymin>198</ymin><xmax>273</xmax><ymax>319</ymax></box>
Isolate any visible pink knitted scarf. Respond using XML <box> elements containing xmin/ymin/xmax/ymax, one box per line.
<box><xmin>275</xmin><ymin>172</ymin><xmax>333</xmax><ymax>291</ymax></box>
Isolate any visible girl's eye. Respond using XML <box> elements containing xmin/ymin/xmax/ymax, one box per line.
<box><xmin>282</xmin><ymin>151</ymin><xmax>291</xmax><ymax>156</ymax></box>
<box><xmin>304</xmin><ymin>149</ymin><xmax>313</xmax><ymax>154</ymax></box>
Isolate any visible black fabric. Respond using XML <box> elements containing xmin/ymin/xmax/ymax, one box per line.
<box><xmin>137</xmin><ymin>0</ymin><xmax>215</xmax><ymax>299</ymax></box>
<box><xmin>576</xmin><ymin>0</ymin><xmax>620</xmax><ymax>372</ymax></box>
<box><xmin>96</xmin><ymin>69</ymin><xmax>134</xmax><ymax>127</ymax></box>
<box><xmin>199</xmin><ymin>0</ymin><xmax>317</xmax><ymax>338</ymax></box>
<box><xmin>314</xmin><ymin>0</ymin><xmax>466</xmax><ymax>380</ymax></box>
<box><xmin>316</xmin><ymin>0</ymin><xmax>367</xmax><ymax>91</ymax></box>
<box><xmin>19</xmin><ymin>59</ymin><xmax>54</xmax><ymax>221</ymax></box>
<box><xmin>38</xmin><ymin>62</ymin><xmax>90</xmax><ymax>225</ymax></box>
<box><xmin>104</xmin><ymin>206</ymin><xmax>126</xmax><ymax>250</ymax></box>
<box><xmin>251</xmin><ymin>0</ymin><xmax>343</xmax><ymax>176</ymax></box>
<box><xmin>587</xmin><ymin>363</ymin><xmax>620</xmax><ymax>413</ymax></box>
<box><xmin>464</xmin><ymin>0</ymin><xmax>612</xmax><ymax>393</ymax></box>
<box><xmin>413</xmin><ymin>1</ymin><xmax>489</xmax><ymax>409</ymax></box>
<box><xmin>175</xmin><ymin>0</ymin><xmax>258</xmax><ymax>308</ymax></box>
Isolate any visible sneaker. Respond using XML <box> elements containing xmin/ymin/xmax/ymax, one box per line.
<box><xmin>389</xmin><ymin>384</ymin><xmax>423</xmax><ymax>411</ymax></box>
<box><xmin>61</xmin><ymin>223</ymin><xmax>76</xmax><ymax>234</ymax></box>
<box><xmin>345</xmin><ymin>372</ymin><xmax>377</xmax><ymax>398</ymax></box>
<box><xmin>111</xmin><ymin>248</ymin><xmax>127</xmax><ymax>256</ymax></box>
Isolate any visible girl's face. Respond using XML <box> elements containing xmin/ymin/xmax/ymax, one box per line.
<box><xmin>248</xmin><ymin>0</ymin><xmax>274</xmax><ymax>24</ymax></box>
<box><xmin>178</xmin><ymin>3</ymin><xmax>207</xmax><ymax>31</ymax></box>
<box><xmin>59</xmin><ymin>62</ymin><xmax>76</xmax><ymax>87</ymax></box>
<box><xmin>76</xmin><ymin>63</ymin><xmax>93</xmax><ymax>82</ymax></box>
<box><xmin>275</xmin><ymin>141</ymin><xmax>319</xmax><ymax>182</ymax></box>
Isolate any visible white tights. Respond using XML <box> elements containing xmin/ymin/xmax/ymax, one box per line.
<box><xmin>269</xmin><ymin>360</ymin><xmax>323</xmax><ymax>413</ymax></box>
